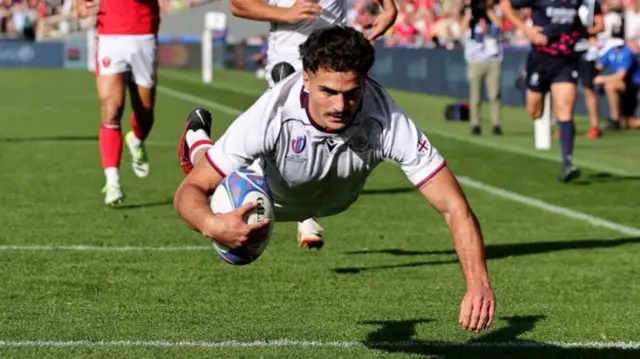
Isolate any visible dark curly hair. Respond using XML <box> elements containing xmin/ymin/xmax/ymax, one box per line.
<box><xmin>299</xmin><ymin>26</ymin><xmax>375</xmax><ymax>77</ymax></box>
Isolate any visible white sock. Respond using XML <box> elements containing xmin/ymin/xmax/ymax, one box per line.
<box><xmin>185</xmin><ymin>129</ymin><xmax>210</xmax><ymax>148</ymax></box>
<box><xmin>105</xmin><ymin>167</ymin><xmax>120</xmax><ymax>186</ymax></box>
<box><xmin>128</xmin><ymin>132</ymin><xmax>142</xmax><ymax>148</ymax></box>
<box><xmin>186</xmin><ymin>129</ymin><xmax>213</xmax><ymax>165</ymax></box>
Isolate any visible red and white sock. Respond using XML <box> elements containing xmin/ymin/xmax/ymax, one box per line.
<box><xmin>99</xmin><ymin>123</ymin><xmax>122</xmax><ymax>185</ymax></box>
<box><xmin>130</xmin><ymin>113</ymin><xmax>154</xmax><ymax>143</ymax></box>
<box><xmin>186</xmin><ymin>129</ymin><xmax>213</xmax><ymax>165</ymax></box>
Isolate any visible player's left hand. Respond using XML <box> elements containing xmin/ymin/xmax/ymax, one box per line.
<box><xmin>458</xmin><ymin>282</ymin><xmax>495</xmax><ymax>332</ymax></box>
<box><xmin>364</xmin><ymin>10</ymin><xmax>397</xmax><ymax>42</ymax></box>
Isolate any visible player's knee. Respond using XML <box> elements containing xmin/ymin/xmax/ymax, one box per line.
<box><xmin>605</xmin><ymin>81</ymin><xmax>623</xmax><ymax>94</ymax></box>
<box><xmin>527</xmin><ymin>109</ymin><xmax>542</xmax><ymax>120</ymax></box>
<box><xmin>100</xmin><ymin>99</ymin><xmax>125</xmax><ymax>124</ymax></box>
<box><xmin>553</xmin><ymin>103</ymin><xmax>573</xmax><ymax>120</ymax></box>
<box><xmin>133</xmin><ymin>108</ymin><xmax>154</xmax><ymax>126</ymax></box>
<box><xmin>526</xmin><ymin>104</ymin><xmax>543</xmax><ymax>119</ymax></box>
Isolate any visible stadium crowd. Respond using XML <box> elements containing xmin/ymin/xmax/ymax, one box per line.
<box><xmin>347</xmin><ymin>0</ymin><xmax>640</xmax><ymax>49</ymax></box>
<box><xmin>0</xmin><ymin>0</ymin><xmax>212</xmax><ymax>39</ymax></box>
<box><xmin>4</xmin><ymin>0</ymin><xmax>640</xmax><ymax>45</ymax></box>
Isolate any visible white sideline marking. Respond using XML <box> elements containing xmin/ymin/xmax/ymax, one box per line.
<box><xmin>157</xmin><ymin>85</ymin><xmax>640</xmax><ymax>237</ymax></box>
<box><xmin>0</xmin><ymin>245</ymin><xmax>208</xmax><ymax>252</ymax></box>
<box><xmin>457</xmin><ymin>177</ymin><xmax>640</xmax><ymax>237</ymax></box>
<box><xmin>0</xmin><ymin>339</ymin><xmax>639</xmax><ymax>349</ymax></box>
<box><xmin>161</xmin><ymin>70</ymin><xmax>261</xmax><ymax>97</ymax></box>
<box><xmin>160</xmin><ymin>71</ymin><xmax>638</xmax><ymax>177</ymax></box>
<box><xmin>0</xmin><ymin>140</ymin><xmax>177</xmax><ymax>147</ymax></box>
<box><xmin>157</xmin><ymin>86</ymin><xmax>242</xmax><ymax>116</ymax></box>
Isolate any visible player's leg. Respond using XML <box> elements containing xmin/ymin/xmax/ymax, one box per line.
<box><xmin>579</xmin><ymin>58</ymin><xmax>601</xmax><ymax>139</ymax></box>
<box><xmin>525</xmin><ymin>90</ymin><xmax>546</xmax><ymax>120</ymax></box>
<box><xmin>486</xmin><ymin>61</ymin><xmax>502</xmax><ymax>135</ymax></box>
<box><xmin>298</xmin><ymin>218</ymin><xmax>324</xmax><ymax>249</ymax></box>
<box><xmin>95</xmin><ymin>35</ymin><xmax>129</xmax><ymax>205</ymax></box>
<box><xmin>523</xmin><ymin>53</ymin><xmax>548</xmax><ymax>120</ymax></box>
<box><xmin>177</xmin><ymin>108</ymin><xmax>214</xmax><ymax>174</ymax></box>
<box><xmin>623</xmin><ymin>83</ymin><xmax>640</xmax><ymax>129</ymax></box>
<box><xmin>126</xmin><ymin>35</ymin><xmax>158</xmax><ymax>178</ymax></box>
<box><xmin>550</xmin><ymin>75</ymin><xmax>580</xmax><ymax>182</ymax></box>
<box><xmin>604</xmin><ymin>79</ymin><xmax>624</xmax><ymax>127</ymax></box>
<box><xmin>618</xmin><ymin>82</ymin><xmax>638</xmax><ymax>128</ymax></box>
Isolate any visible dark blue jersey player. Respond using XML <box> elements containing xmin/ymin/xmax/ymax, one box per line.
<box><xmin>500</xmin><ymin>0</ymin><xmax>595</xmax><ymax>182</ymax></box>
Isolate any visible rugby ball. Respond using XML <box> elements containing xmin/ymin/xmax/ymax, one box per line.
<box><xmin>209</xmin><ymin>168</ymin><xmax>275</xmax><ymax>265</ymax></box>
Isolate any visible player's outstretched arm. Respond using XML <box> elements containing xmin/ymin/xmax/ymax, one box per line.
<box><xmin>418</xmin><ymin>166</ymin><xmax>495</xmax><ymax>332</ymax></box>
<box><xmin>230</xmin><ymin>0</ymin><xmax>321</xmax><ymax>24</ymax></box>
<box><xmin>174</xmin><ymin>158</ymin><xmax>224</xmax><ymax>234</ymax></box>
<box><xmin>173</xmin><ymin>158</ymin><xmax>270</xmax><ymax>249</ymax></box>
<box><xmin>499</xmin><ymin>0</ymin><xmax>547</xmax><ymax>45</ymax></box>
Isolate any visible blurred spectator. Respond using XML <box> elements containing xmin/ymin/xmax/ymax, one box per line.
<box><xmin>460</xmin><ymin>0</ymin><xmax>503</xmax><ymax>135</ymax></box>
<box><xmin>253</xmin><ymin>36</ymin><xmax>268</xmax><ymax>79</ymax></box>
<box><xmin>624</xmin><ymin>0</ymin><xmax>640</xmax><ymax>40</ymax></box>
<box><xmin>0</xmin><ymin>0</ymin><xmax>215</xmax><ymax>39</ymax></box>
<box><xmin>392</xmin><ymin>9</ymin><xmax>418</xmax><ymax>46</ymax></box>
<box><xmin>594</xmin><ymin>38</ymin><xmax>640</xmax><ymax>129</ymax></box>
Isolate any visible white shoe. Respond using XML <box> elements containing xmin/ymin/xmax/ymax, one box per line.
<box><xmin>102</xmin><ymin>183</ymin><xmax>124</xmax><ymax>206</ymax></box>
<box><xmin>125</xmin><ymin>130</ymin><xmax>150</xmax><ymax>178</ymax></box>
<box><xmin>297</xmin><ymin>218</ymin><xmax>324</xmax><ymax>249</ymax></box>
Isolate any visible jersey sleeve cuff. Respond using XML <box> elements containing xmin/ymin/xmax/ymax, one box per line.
<box><xmin>412</xmin><ymin>160</ymin><xmax>447</xmax><ymax>188</ymax></box>
<box><xmin>205</xmin><ymin>146</ymin><xmax>229</xmax><ymax>178</ymax></box>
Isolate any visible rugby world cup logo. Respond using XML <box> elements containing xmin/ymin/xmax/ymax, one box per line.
<box><xmin>291</xmin><ymin>135</ymin><xmax>307</xmax><ymax>154</ymax></box>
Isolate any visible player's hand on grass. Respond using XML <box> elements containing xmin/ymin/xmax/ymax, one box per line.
<box><xmin>204</xmin><ymin>202</ymin><xmax>271</xmax><ymax>249</ymax></box>
<box><xmin>283</xmin><ymin>0</ymin><xmax>322</xmax><ymax>24</ymax></box>
<box><xmin>525</xmin><ymin>26</ymin><xmax>548</xmax><ymax>46</ymax></box>
<box><xmin>459</xmin><ymin>282</ymin><xmax>495</xmax><ymax>332</ymax></box>
<box><xmin>77</xmin><ymin>0</ymin><xmax>96</xmax><ymax>18</ymax></box>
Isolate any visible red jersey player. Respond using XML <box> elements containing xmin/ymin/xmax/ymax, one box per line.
<box><xmin>78</xmin><ymin>0</ymin><xmax>160</xmax><ymax>206</ymax></box>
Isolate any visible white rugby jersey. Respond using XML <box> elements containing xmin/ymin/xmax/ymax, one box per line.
<box><xmin>205</xmin><ymin>73</ymin><xmax>446</xmax><ymax>221</ymax></box>
<box><xmin>266</xmin><ymin>0</ymin><xmax>347</xmax><ymax>72</ymax></box>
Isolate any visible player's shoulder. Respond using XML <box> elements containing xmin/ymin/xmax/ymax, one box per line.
<box><xmin>359</xmin><ymin>77</ymin><xmax>402</xmax><ymax>128</ymax></box>
<box><xmin>256</xmin><ymin>71</ymin><xmax>305</xmax><ymax>124</ymax></box>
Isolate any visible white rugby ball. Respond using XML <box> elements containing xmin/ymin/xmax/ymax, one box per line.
<box><xmin>209</xmin><ymin>168</ymin><xmax>275</xmax><ymax>265</ymax></box>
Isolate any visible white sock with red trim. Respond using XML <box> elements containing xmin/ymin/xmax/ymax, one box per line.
<box><xmin>186</xmin><ymin>129</ymin><xmax>213</xmax><ymax>165</ymax></box>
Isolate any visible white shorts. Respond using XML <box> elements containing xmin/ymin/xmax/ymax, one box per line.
<box><xmin>95</xmin><ymin>34</ymin><xmax>158</xmax><ymax>88</ymax></box>
<box><xmin>265</xmin><ymin>55</ymin><xmax>302</xmax><ymax>88</ymax></box>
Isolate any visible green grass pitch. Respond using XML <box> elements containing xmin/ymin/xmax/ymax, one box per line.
<box><xmin>0</xmin><ymin>68</ymin><xmax>639</xmax><ymax>358</ymax></box>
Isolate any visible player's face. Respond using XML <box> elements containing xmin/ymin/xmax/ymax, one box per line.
<box><xmin>303</xmin><ymin>68</ymin><xmax>364</xmax><ymax>131</ymax></box>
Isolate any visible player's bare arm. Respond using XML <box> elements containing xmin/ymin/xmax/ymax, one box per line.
<box><xmin>590</xmin><ymin>13</ymin><xmax>604</xmax><ymax>35</ymax></box>
<box><xmin>575</xmin><ymin>13</ymin><xmax>603</xmax><ymax>39</ymax></box>
<box><xmin>365</xmin><ymin>0</ymin><xmax>398</xmax><ymax>41</ymax></box>
<box><xmin>76</xmin><ymin>0</ymin><xmax>95</xmax><ymax>18</ymax></box>
<box><xmin>486</xmin><ymin>3</ymin><xmax>503</xmax><ymax>29</ymax></box>
<box><xmin>594</xmin><ymin>69</ymin><xmax>627</xmax><ymax>85</ymax></box>
<box><xmin>418</xmin><ymin>166</ymin><xmax>495</xmax><ymax>332</ymax></box>
<box><xmin>499</xmin><ymin>1</ymin><xmax>547</xmax><ymax>45</ymax></box>
<box><xmin>230</xmin><ymin>0</ymin><xmax>322</xmax><ymax>24</ymax></box>
<box><xmin>174</xmin><ymin>148</ymin><xmax>270</xmax><ymax>249</ymax></box>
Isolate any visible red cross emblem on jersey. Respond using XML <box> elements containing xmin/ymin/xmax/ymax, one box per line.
<box><xmin>418</xmin><ymin>139</ymin><xmax>429</xmax><ymax>153</ymax></box>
